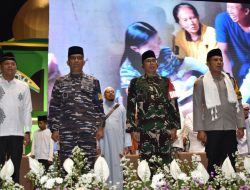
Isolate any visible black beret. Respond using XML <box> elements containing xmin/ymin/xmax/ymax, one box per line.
<box><xmin>0</xmin><ymin>52</ymin><xmax>16</xmax><ymax>63</ymax></box>
<box><xmin>206</xmin><ymin>48</ymin><xmax>222</xmax><ymax>62</ymax></box>
<box><xmin>68</xmin><ymin>46</ymin><xmax>84</xmax><ymax>57</ymax></box>
<box><xmin>142</xmin><ymin>50</ymin><xmax>156</xmax><ymax>64</ymax></box>
<box><xmin>38</xmin><ymin>115</ymin><xmax>47</xmax><ymax>122</ymax></box>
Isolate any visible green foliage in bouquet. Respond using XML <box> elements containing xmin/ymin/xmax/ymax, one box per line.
<box><xmin>26</xmin><ymin>152</ymin><xmax>63</xmax><ymax>189</ymax></box>
<box><xmin>63</xmin><ymin>146</ymin><xmax>110</xmax><ymax>190</ymax></box>
<box><xmin>63</xmin><ymin>146</ymin><xmax>91</xmax><ymax>189</ymax></box>
<box><xmin>26</xmin><ymin>146</ymin><xmax>110</xmax><ymax>190</ymax></box>
<box><xmin>210</xmin><ymin>154</ymin><xmax>250</xmax><ymax>190</ymax></box>
<box><xmin>121</xmin><ymin>156</ymin><xmax>145</xmax><ymax>190</ymax></box>
<box><xmin>0</xmin><ymin>177</ymin><xmax>24</xmax><ymax>190</ymax></box>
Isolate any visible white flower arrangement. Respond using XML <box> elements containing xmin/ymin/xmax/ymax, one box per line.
<box><xmin>26</xmin><ymin>154</ymin><xmax>63</xmax><ymax>190</ymax></box>
<box><xmin>151</xmin><ymin>173</ymin><xmax>167</xmax><ymax>189</ymax></box>
<box><xmin>26</xmin><ymin>146</ymin><xmax>110</xmax><ymax>190</ymax></box>
<box><xmin>122</xmin><ymin>154</ymin><xmax>250</xmax><ymax>190</ymax></box>
<box><xmin>23</xmin><ymin>147</ymin><xmax>250</xmax><ymax>190</ymax></box>
<box><xmin>0</xmin><ymin>159</ymin><xmax>24</xmax><ymax>190</ymax></box>
<box><xmin>211</xmin><ymin>154</ymin><xmax>250</xmax><ymax>190</ymax></box>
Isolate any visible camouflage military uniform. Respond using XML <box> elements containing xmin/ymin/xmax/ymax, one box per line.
<box><xmin>127</xmin><ymin>74</ymin><xmax>180</xmax><ymax>164</ymax></box>
<box><xmin>48</xmin><ymin>72</ymin><xmax>105</xmax><ymax>167</ymax></box>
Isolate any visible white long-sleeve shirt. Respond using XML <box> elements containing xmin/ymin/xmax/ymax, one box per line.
<box><xmin>0</xmin><ymin>78</ymin><xmax>32</xmax><ymax>136</ymax></box>
<box><xmin>31</xmin><ymin>128</ymin><xmax>54</xmax><ymax>161</ymax></box>
<box><xmin>184</xmin><ymin>113</ymin><xmax>205</xmax><ymax>152</ymax></box>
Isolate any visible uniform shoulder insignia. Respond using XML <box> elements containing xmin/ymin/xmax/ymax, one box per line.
<box><xmin>58</xmin><ymin>75</ymin><xmax>68</xmax><ymax>81</ymax></box>
<box><xmin>98</xmin><ymin>93</ymin><xmax>103</xmax><ymax>101</ymax></box>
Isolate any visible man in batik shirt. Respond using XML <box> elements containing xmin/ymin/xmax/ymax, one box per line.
<box><xmin>126</xmin><ymin>50</ymin><xmax>181</xmax><ymax>165</ymax></box>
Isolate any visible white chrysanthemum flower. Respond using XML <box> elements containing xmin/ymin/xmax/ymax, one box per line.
<box><xmin>81</xmin><ymin>173</ymin><xmax>96</xmax><ymax>184</ymax></box>
<box><xmin>44</xmin><ymin>178</ymin><xmax>55</xmax><ymax>189</ymax></box>
<box><xmin>55</xmin><ymin>177</ymin><xmax>63</xmax><ymax>184</ymax></box>
<box><xmin>151</xmin><ymin>173</ymin><xmax>166</xmax><ymax>189</ymax></box>
<box><xmin>40</xmin><ymin>175</ymin><xmax>48</xmax><ymax>184</ymax></box>
<box><xmin>177</xmin><ymin>172</ymin><xmax>189</xmax><ymax>182</ymax></box>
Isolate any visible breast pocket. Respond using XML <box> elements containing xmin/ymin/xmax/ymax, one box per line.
<box><xmin>81</xmin><ymin>81</ymin><xmax>94</xmax><ymax>97</ymax></box>
<box><xmin>61</xmin><ymin>86</ymin><xmax>74</xmax><ymax>102</ymax></box>
<box><xmin>62</xmin><ymin>91</ymin><xmax>70</xmax><ymax>100</ymax></box>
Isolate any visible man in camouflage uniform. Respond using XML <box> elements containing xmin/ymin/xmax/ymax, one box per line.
<box><xmin>126</xmin><ymin>50</ymin><xmax>181</xmax><ymax>165</ymax></box>
<box><xmin>48</xmin><ymin>46</ymin><xmax>105</xmax><ymax>168</ymax></box>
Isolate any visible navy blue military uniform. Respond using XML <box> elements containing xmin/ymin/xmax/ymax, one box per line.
<box><xmin>48</xmin><ymin>72</ymin><xmax>105</xmax><ymax>167</ymax></box>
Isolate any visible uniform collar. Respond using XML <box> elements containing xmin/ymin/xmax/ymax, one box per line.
<box><xmin>143</xmin><ymin>73</ymin><xmax>161</xmax><ymax>80</ymax></box>
<box><xmin>69</xmin><ymin>72</ymin><xmax>84</xmax><ymax>79</ymax></box>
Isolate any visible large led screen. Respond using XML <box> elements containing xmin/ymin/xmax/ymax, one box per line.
<box><xmin>49</xmin><ymin>0</ymin><xmax>250</xmax><ymax>119</ymax></box>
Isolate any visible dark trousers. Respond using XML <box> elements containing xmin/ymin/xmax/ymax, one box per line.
<box><xmin>205</xmin><ymin>130</ymin><xmax>237</xmax><ymax>176</ymax></box>
<box><xmin>59</xmin><ymin>130</ymin><xmax>97</xmax><ymax>176</ymax></box>
<box><xmin>38</xmin><ymin>159</ymin><xmax>50</xmax><ymax>171</ymax></box>
<box><xmin>0</xmin><ymin>136</ymin><xmax>24</xmax><ymax>183</ymax></box>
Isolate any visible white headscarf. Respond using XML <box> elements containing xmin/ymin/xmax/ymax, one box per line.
<box><xmin>203</xmin><ymin>71</ymin><xmax>239</xmax><ymax>120</ymax></box>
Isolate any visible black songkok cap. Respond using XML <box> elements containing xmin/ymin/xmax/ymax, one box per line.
<box><xmin>68</xmin><ymin>46</ymin><xmax>84</xmax><ymax>57</ymax></box>
<box><xmin>0</xmin><ymin>52</ymin><xmax>16</xmax><ymax>63</ymax></box>
<box><xmin>206</xmin><ymin>48</ymin><xmax>222</xmax><ymax>62</ymax></box>
<box><xmin>142</xmin><ymin>50</ymin><xmax>156</xmax><ymax>64</ymax></box>
<box><xmin>38</xmin><ymin>115</ymin><xmax>47</xmax><ymax>122</ymax></box>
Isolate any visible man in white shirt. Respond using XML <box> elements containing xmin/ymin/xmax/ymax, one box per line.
<box><xmin>237</xmin><ymin>103</ymin><xmax>250</xmax><ymax>155</ymax></box>
<box><xmin>0</xmin><ymin>52</ymin><xmax>32</xmax><ymax>183</ymax></box>
<box><xmin>31</xmin><ymin>115</ymin><xmax>54</xmax><ymax>171</ymax></box>
<box><xmin>184</xmin><ymin>112</ymin><xmax>205</xmax><ymax>152</ymax></box>
<box><xmin>98</xmin><ymin>87</ymin><xmax>131</xmax><ymax>189</ymax></box>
